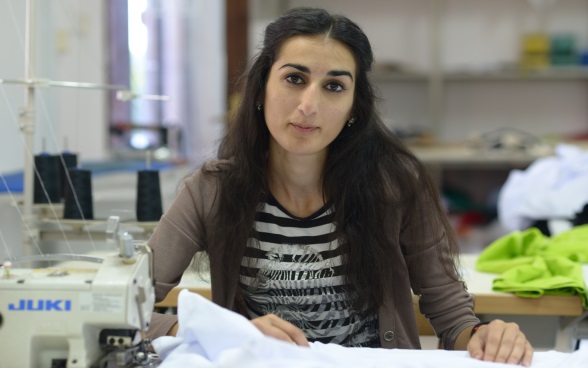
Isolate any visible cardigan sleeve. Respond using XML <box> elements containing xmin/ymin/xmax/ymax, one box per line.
<box><xmin>399</xmin><ymin>172</ymin><xmax>479</xmax><ymax>349</ymax></box>
<box><xmin>146</xmin><ymin>167</ymin><xmax>218</xmax><ymax>339</ymax></box>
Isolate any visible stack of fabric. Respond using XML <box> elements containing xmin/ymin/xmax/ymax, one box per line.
<box><xmin>476</xmin><ymin>225</ymin><xmax>588</xmax><ymax>307</ymax></box>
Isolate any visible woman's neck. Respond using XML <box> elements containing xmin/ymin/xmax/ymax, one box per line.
<box><xmin>267</xmin><ymin>147</ymin><xmax>326</xmax><ymax>218</ymax></box>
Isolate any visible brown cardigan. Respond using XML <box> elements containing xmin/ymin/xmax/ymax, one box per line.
<box><xmin>146</xmin><ymin>161</ymin><xmax>479</xmax><ymax>349</ymax></box>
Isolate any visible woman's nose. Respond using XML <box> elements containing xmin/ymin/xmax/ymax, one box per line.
<box><xmin>297</xmin><ymin>85</ymin><xmax>320</xmax><ymax>117</ymax></box>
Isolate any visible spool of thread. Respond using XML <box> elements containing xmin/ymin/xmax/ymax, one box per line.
<box><xmin>58</xmin><ymin>151</ymin><xmax>78</xmax><ymax>199</ymax></box>
<box><xmin>63</xmin><ymin>168</ymin><xmax>94</xmax><ymax>220</ymax></box>
<box><xmin>136</xmin><ymin>169</ymin><xmax>163</xmax><ymax>222</ymax></box>
<box><xmin>33</xmin><ymin>153</ymin><xmax>61</xmax><ymax>204</ymax></box>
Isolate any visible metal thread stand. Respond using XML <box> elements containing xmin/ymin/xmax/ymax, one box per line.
<box><xmin>3</xmin><ymin>0</ymin><xmax>168</xmax><ymax>255</ymax></box>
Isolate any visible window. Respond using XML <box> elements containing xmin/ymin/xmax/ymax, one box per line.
<box><xmin>106</xmin><ymin>0</ymin><xmax>226</xmax><ymax>164</ymax></box>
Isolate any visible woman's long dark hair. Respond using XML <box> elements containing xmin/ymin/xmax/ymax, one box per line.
<box><xmin>204</xmin><ymin>7</ymin><xmax>459</xmax><ymax>315</ymax></box>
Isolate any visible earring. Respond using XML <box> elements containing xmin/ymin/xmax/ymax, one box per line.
<box><xmin>346</xmin><ymin>117</ymin><xmax>356</xmax><ymax>127</ymax></box>
<box><xmin>256</xmin><ymin>102</ymin><xmax>262</xmax><ymax>111</ymax></box>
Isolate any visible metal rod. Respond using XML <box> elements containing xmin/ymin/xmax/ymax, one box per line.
<box><xmin>21</xmin><ymin>0</ymin><xmax>37</xmax><ymax>253</ymax></box>
<box><xmin>1</xmin><ymin>79</ymin><xmax>169</xmax><ymax>101</ymax></box>
<box><xmin>1</xmin><ymin>78</ymin><xmax>128</xmax><ymax>91</ymax></box>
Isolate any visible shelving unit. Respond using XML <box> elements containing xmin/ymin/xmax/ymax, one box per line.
<box><xmin>443</xmin><ymin>68</ymin><xmax>588</xmax><ymax>81</ymax></box>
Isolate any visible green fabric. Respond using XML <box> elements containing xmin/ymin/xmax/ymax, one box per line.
<box><xmin>476</xmin><ymin>225</ymin><xmax>588</xmax><ymax>308</ymax></box>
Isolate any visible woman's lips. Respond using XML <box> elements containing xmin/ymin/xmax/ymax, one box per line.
<box><xmin>291</xmin><ymin>123</ymin><xmax>318</xmax><ymax>133</ymax></box>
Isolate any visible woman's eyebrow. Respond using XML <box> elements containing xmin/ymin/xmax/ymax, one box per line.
<box><xmin>279</xmin><ymin>63</ymin><xmax>353</xmax><ymax>81</ymax></box>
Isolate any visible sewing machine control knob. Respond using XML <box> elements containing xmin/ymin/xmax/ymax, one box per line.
<box><xmin>119</xmin><ymin>232</ymin><xmax>136</xmax><ymax>263</ymax></box>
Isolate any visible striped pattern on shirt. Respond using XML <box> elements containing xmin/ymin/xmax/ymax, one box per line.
<box><xmin>238</xmin><ymin>195</ymin><xmax>380</xmax><ymax>347</ymax></box>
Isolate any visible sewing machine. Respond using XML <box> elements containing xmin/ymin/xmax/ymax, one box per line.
<box><xmin>0</xmin><ymin>229</ymin><xmax>157</xmax><ymax>368</ymax></box>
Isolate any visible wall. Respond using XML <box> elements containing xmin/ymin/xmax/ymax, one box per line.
<box><xmin>0</xmin><ymin>0</ymin><xmax>27</xmax><ymax>174</ymax></box>
<box><xmin>0</xmin><ymin>0</ymin><xmax>108</xmax><ymax>175</ymax></box>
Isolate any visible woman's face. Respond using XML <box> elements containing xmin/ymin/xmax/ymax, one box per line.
<box><xmin>263</xmin><ymin>35</ymin><xmax>356</xmax><ymax>159</ymax></box>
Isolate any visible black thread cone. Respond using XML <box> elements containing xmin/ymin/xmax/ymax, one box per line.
<box><xmin>136</xmin><ymin>169</ymin><xmax>163</xmax><ymax>222</ymax></box>
<box><xmin>58</xmin><ymin>152</ymin><xmax>78</xmax><ymax>199</ymax></box>
<box><xmin>63</xmin><ymin>168</ymin><xmax>94</xmax><ymax>220</ymax></box>
<box><xmin>33</xmin><ymin>154</ymin><xmax>61</xmax><ymax>204</ymax></box>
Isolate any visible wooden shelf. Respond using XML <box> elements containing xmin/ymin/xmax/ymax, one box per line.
<box><xmin>408</xmin><ymin>143</ymin><xmax>554</xmax><ymax>167</ymax></box>
<box><xmin>444</xmin><ymin>68</ymin><xmax>588</xmax><ymax>82</ymax></box>
<box><xmin>371</xmin><ymin>68</ymin><xmax>588</xmax><ymax>83</ymax></box>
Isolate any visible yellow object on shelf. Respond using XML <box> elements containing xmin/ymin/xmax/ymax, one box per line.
<box><xmin>520</xmin><ymin>33</ymin><xmax>550</xmax><ymax>70</ymax></box>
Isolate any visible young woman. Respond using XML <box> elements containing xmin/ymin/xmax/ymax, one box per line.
<box><xmin>148</xmin><ymin>7</ymin><xmax>533</xmax><ymax>366</ymax></box>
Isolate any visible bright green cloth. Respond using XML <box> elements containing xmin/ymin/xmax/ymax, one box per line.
<box><xmin>476</xmin><ymin>225</ymin><xmax>588</xmax><ymax>308</ymax></box>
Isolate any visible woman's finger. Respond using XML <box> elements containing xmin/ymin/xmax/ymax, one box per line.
<box><xmin>521</xmin><ymin>340</ymin><xmax>534</xmax><ymax>367</ymax></box>
<box><xmin>251</xmin><ymin>314</ymin><xmax>309</xmax><ymax>346</ymax></box>
<box><xmin>480</xmin><ymin>320</ymin><xmax>503</xmax><ymax>362</ymax></box>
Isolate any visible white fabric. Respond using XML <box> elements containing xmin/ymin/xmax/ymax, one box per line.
<box><xmin>498</xmin><ymin>144</ymin><xmax>588</xmax><ymax>231</ymax></box>
<box><xmin>153</xmin><ymin>290</ymin><xmax>588</xmax><ymax>368</ymax></box>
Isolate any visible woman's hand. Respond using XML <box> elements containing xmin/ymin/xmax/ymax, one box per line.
<box><xmin>467</xmin><ymin>319</ymin><xmax>533</xmax><ymax>366</ymax></box>
<box><xmin>251</xmin><ymin>314</ymin><xmax>309</xmax><ymax>347</ymax></box>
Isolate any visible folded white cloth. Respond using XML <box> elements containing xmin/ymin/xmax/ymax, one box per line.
<box><xmin>153</xmin><ymin>290</ymin><xmax>588</xmax><ymax>368</ymax></box>
<box><xmin>498</xmin><ymin>144</ymin><xmax>588</xmax><ymax>231</ymax></box>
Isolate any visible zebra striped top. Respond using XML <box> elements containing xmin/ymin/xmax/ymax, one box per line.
<box><xmin>238</xmin><ymin>195</ymin><xmax>380</xmax><ymax>347</ymax></box>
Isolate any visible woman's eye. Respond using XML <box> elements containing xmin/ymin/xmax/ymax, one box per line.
<box><xmin>326</xmin><ymin>82</ymin><xmax>344</xmax><ymax>92</ymax></box>
<box><xmin>286</xmin><ymin>75</ymin><xmax>304</xmax><ymax>84</ymax></box>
